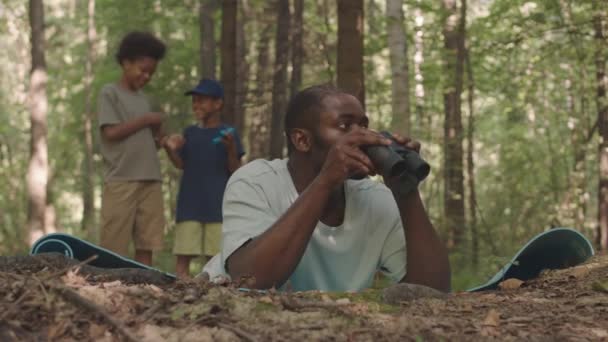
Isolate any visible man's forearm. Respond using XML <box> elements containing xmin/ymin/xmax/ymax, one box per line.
<box><xmin>226</xmin><ymin>176</ymin><xmax>333</xmax><ymax>289</ymax></box>
<box><xmin>397</xmin><ymin>191</ymin><xmax>451</xmax><ymax>292</ymax></box>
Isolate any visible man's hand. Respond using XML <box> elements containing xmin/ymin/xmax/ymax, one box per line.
<box><xmin>317</xmin><ymin>128</ymin><xmax>391</xmax><ymax>189</ymax></box>
<box><xmin>387</xmin><ymin>132</ymin><xmax>421</xmax><ymax>154</ymax></box>
<box><xmin>380</xmin><ymin>132</ymin><xmax>423</xmax><ymax>194</ymax></box>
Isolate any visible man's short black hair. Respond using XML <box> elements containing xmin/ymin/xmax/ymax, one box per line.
<box><xmin>284</xmin><ymin>84</ymin><xmax>345</xmax><ymax>154</ymax></box>
<box><xmin>115</xmin><ymin>31</ymin><xmax>166</xmax><ymax>64</ymax></box>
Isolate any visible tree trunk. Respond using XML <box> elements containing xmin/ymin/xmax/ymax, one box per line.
<box><xmin>386</xmin><ymin>0</ymin><xmax>411</xmax><ymax>135</ymax></box>
<box><xmin>413</xmin><ymin>1</ymin><xmax>426</xmax><ymax>136</ymax></box>
<box><xmin>82</xmin><ymin>0</ymin><xmax>97</xmax><ymax>241</ymax></box>
<box><xmin>235</xmin><ymin>3</ymin><xmax>249</xmax><ymax>141</ymax></box>
<box><xmin>269</xmin><ymin>0</ymin><xmax>290</xmax><ymax>159</ymax></box>
<box><xmin>290</xmin><ymin>0</ymin><xmax>304</xmax><ymax>99</ymax></box>
<box><xmin>557</xmin><ymin>0</ymin><xmax>591</xmax><ymax>232</ymax></box>
<box><xmin>316</xmin><ymin>0</ymin><xmax>335</xmax><ymax>83</ymax></box>
<box><xmin>27</xmin><ymin>0</ymin><xmax>50</xmax><ymax>245</ymax></box>
<box><xmin>200</xmin><ymin>0</ymin><xmax>218</xmax><ymax>79</ymax></box>
<box><xmin>337</xmin><ymin>0</ymin><xmax>365</xmax><ymax>106</ymax></box>
<box><xmin>247</xmin><ymin>4</ymin><xmax>274</xmax><ymax>160</ymax></box>
<box><xmin>465</xmin><ymin>48</ymin><xmax>478</xmax><ymax>267</ymax></box>
<box><xmin>594</xmin><ymin>8</ymin><xmax>608</xmax><ymax>251</ymax></box>
<box><xmin>441</xmin><ymin>0</ymin><xmax>466</xmax><ymax>249</ymax></box>
<box><xmin>221</xmin><ymin>0</ymin><xmax>238</xmax><ymax>129</ymax></box>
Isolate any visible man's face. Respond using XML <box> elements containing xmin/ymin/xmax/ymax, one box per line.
<box><xmin>310</xmin><ymin>93</ymin><xmax>369</xmax><ymax>174</ymax></box>
<box><xmin>192</xmin><ymin>94</ymin><xmax>222</xmax><ymax>121</ymax></box>
<box><xmin>122</xmin><ymin>57</ymin><xmax>158</xmax><ymax>91</ymax></box>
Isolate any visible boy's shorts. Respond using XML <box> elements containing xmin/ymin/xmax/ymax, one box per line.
<box><xmin>100</xmin><ymin>181</ymin><xmax>165</xmax><ymax>256</ymax></box>
<box><xmin>173</xmin><ymin>221</ymin><xmax>222</xmax><ymax>256</ymax></box>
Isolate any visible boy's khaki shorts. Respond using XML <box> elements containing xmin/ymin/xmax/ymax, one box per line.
<box><xmin>100</xmin><ymin>181</ymin><xmax>165</xmax><ymax>256</ymax></box>
<box><xmin>173</xmin><ymin>221</ymin><xmax>222</xmax><ymax>256</ymax></box>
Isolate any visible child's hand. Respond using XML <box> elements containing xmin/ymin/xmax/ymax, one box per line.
<box><xmin>165</xmin><ymin>134</ymin><xmax>185</xmax><ymax>150</ymax></box>
<box><xmin>221</xmin><ymin>132</ymin><xmax>237</xmax><ymax>154</ymax></box>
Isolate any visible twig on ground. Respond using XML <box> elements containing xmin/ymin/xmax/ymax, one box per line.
<box><xmin>0</xmin><ymin>277</ymin><xmax>33</xmax><ymax>321</ymax></box>
<box><xmin>0</xmin><ymin>270</ymin><xmax>25</xmax><ymax>280</ymax></box>
<box><xmin>32</xmin><ymin>275</ymin><xmax>50</xmax><ymax>305</ymax></box>
<box><xmin>280</xmin><ymin>295</ymin><xmax>351</xmax><ymax>312</ymax></box>
<box><xmin>41</xmin><ymin>254</ymin><xmax>98</xmax><ymax>281</ymax></box>
<box><xmin>178</xmin><ymin>314</ymin><xmax>217</xmax><ymax>340</ymax></box>
<box><xmin>139</xmin><ymin>301</ymin><xmax>164</xmax><ymax>323</ymax></box>
<box><xmin>217</xmin><ymin>322</ymin><xmax>258</xmax><ymax>342</ymax></box>
<box><xmin>293</xmin><ymin>324</ymin><xmax>326</xmax><ymax>331</ymax></box>
<box><xmin>49</xmin><ymin>283</ymin><xmax>139</xmax><ymax>342</ymax></box>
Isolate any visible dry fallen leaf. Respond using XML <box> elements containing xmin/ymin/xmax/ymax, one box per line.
<box><xmin>481</xmin><ymin>309</ymin><xmax>501</xmax><ymax>337</ymax></box>
<box><xmin>88</xmin><ymin>323</ymin><xmax>107</xmax><ymax>339</ymax></box>
<box><xmin>482</xmin><ymin>309</ymin><xmax>501</xmax><ymax>327</ymax></box>
<box><xmin>320</xmin><ymin>294</ymin><xmax>333</xmax><ymax>302</ymax></box>
<box><xmin>591</xmin><ymin>328</ymin><xmax>608</xmax><ymax>338</ymax></box>
<box><xmin>61</xmin><ymin>269</ymin><xmax>89</xmax><ymax>287</ymax></box>
<box><xmin>498</xmin><ymin>278</ymin><xmax>524</xmax><ymax>290</ymax></box>
<box><xmin>569</xmin><ymin>266</ymin><xmax>590</xmax><ymax>279</ymax></box>
<box><xmin>335</xmin><ymin>298</ymin><xmax>351</xmax><ymax>305</ymax></box>
<box><xmin>259</xmin><ymin>296</ymin><xmax>274</xmax><ymax>304</ymax></box>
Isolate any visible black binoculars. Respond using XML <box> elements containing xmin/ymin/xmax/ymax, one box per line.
<box><xmin>362</xmin><ymin>131</ymin><xmax>430</xmax><ymax>196</ymax></box>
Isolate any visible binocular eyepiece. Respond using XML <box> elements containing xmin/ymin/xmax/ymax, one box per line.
<box><xmin>362</xmin><ymin>131</ymin><xmax>430</xmax><ymax>196</ymax></box>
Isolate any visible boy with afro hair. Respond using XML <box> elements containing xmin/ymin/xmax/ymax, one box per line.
<box><xmin>97</xmin><ymin>31</ymin><xmax>167</xmax><ymax>265</ymax></box>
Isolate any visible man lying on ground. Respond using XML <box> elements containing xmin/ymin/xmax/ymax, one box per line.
<box><xmin>203</xmin><ymin>84</ymin><xmax>451</xmax><ymax>292</ymax></box>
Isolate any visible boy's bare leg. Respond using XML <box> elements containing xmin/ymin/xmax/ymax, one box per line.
<box><xmin>176</xmin><ymin>255</ymin><xmax>194</xmax><ymax>278</ymax></box>
<box><xmin>135</xmin><ymin>249</ymin><xmax>153</xmax><ymax>266</ymax></box>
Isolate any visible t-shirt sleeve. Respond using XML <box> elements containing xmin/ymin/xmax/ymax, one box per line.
<box><xmin>378</xmin><ymin>207</ymin><xmax>407</xmax><ymax>283</ymax></box>
<box><xmin>220</xmin><ymin>177</ymin><xmax>278</xmax><ymax>270</ymax></box>
<box><xmin>97</xmin><ymin>87</ymin><xmax>121</xmax><ymax>128</ymax></box>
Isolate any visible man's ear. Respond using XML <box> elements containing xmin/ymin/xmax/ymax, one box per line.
<box><xmin>289</xmin><ymin>128</ymin><xmax>313</xmax><ymax>152</ymax></box>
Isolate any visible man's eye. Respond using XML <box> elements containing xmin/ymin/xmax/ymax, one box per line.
<box><xmin>338</xmin><ymin>123</ymin><xmax>349</xmax><ymax>130</ymax></box>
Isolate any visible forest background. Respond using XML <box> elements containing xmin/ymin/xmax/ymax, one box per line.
<box><xmin>1</xmin><ymin>0</ymin><xmax>607</xmax><ymax>291</ymax></box>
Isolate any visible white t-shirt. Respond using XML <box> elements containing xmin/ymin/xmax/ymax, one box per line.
<box><xmin>205</xmin><ymin>158</ymin><xmax>407</xmax><ymax>292</ymax></box>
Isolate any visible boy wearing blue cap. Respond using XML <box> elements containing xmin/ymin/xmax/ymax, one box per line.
<box><xmin>163</xmin><ymin>78</ymin><xmax>245</xmax><ymax>278</ymax></box>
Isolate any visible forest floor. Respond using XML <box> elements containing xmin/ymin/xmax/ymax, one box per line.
<box><xmin>1</xmin><ymin>253</ymin><xmax>607</xmax><ymax>342</ymax></box>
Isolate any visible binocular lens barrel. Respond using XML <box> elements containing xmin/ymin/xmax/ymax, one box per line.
<box><xmin>363</xmin><ymin>131</ymin><xmax>430</xmax><ymax>183</ymax></box>
<box><xmin>403</xmin><ymin>152</ymin><xmax>430</xmax><ymax>180</ymax></box>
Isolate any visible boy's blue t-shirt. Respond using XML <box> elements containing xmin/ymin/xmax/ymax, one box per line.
<box><xmin>176</xmin><ymin>124</ymin><xmax>245</xmax><ymax>223</ymax></box>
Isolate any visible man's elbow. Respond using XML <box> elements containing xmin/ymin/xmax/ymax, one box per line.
<box><xmin>226</xmin><ymin>256</ymin><xmax>281</xmax><ymax>290</ymax></box>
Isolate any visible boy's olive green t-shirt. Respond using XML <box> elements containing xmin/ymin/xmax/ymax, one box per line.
<box><xmin>97</xmin><ymin>83</ymin><xmax>162</xmax><ymax>182</ymax></box>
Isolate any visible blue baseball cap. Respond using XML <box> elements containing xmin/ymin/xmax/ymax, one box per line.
<box><xmin>184</xmin><ymin>78</ymin><xmax>224</xmax><ymax>98</ymax></box>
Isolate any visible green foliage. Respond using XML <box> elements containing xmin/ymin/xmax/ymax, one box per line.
<box><xmin>592</xmin><ymin>279</ymin><xmax>608</xmax><ymax>293</ymax></box>
<box><xmin>326</xmin><ymin>288</ymin><xmax>401</xmax><ymax>314</ymax></box>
